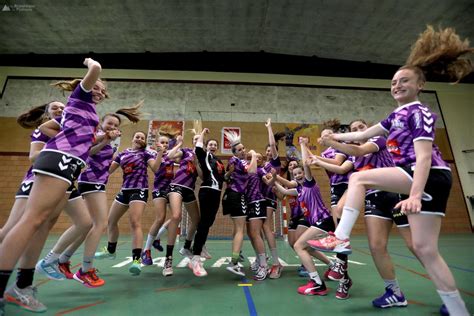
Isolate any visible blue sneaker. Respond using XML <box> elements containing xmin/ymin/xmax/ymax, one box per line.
<box><xmin>372</xmin><ymin>286</ymin><xmax>408</xmax><ymax>308</ymax></box>
<box><xmin>298</xmin><ymin>266</ymin><xmax>309</xmax><ymax>277</ymax></box>
<box><xmin>35</xmin><ymin>259</ymin><xmax>65</xmax><ymax>280</ymax></box>
<box><xmin>141</xmin><ymin>250</ymin><xmax>153</xmax><ymax>266</ymax></box>
<box><xmin>439</xmin><ymin>304</ymin><xmax>449</xmax><ymax>316</ymax></box>
<box><xmin>152</xmin><ymin>239</ymin><xmax>164</xmax><ymax>252</ymax></box>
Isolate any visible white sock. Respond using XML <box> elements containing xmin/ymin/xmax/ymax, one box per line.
<box><xmin>156</xmin><ymin>225</ymin><xmax>167</xmax><ymax>240</ymax></box>
<box><xmin>59</xmin><ymin>250</ymin><xmax>74</xmax><ymax>264</ymax></box>
<box><xmin>334</xmin><ymin>206</ymin><xmax>359</xmax><ymax>240</ymax></box>
<box><xmin>270</xmin><ymin>248</ymin><xmax>279</xmax><ymax>266</ymax></box>
<box><xmin>145</xmin><ymin>234</ymin><xmax>157</xmax><ymax>251</ymax></box>
<box><xmin>309</xmin><ymin>271</ymin><xmax>322</xmax><ymax>284</ymax></box>
<box><xmin>44</xmin><ymin>251</ymin><xmax>60</xmax><ymax>264</ymax></box>
<box><xmin>258</xmin><ymin>253</ymin><xmax>267</xmax><ymax>267</ymax></box>
<box><xmin>384</xmin><ymin>279</ymin><xmax>402</xmax><ymax>296</ymax></box>
<box><xmin>437</xmin><ymin>289</ymin><xmax>469</xmax><ymax>316</ymax></box>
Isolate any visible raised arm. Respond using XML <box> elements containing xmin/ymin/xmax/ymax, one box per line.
<box><xmin>89</xmin><ymin>130</ymin><xmax>121</xmax><ymax>156</ymax></box>
<box><xmin>81</xmin><ymin>58</ymin><xmax>102</xmax><ymax>91</ymax></box>
<box><xmin>276</xmin><ymin>175</ymin><xmax>298</xmax><ymax>188</ymax></box>
<box><xmin>247</xmin><ymin>150</ymin><xmax>258</xmax><ymax>173</ymax></box>
<box><xmin>148</xmin><ymin>146</ymin><xmax>164</xmax><ymax>173</ymax></box>
<box><xmin>299</xmin><ymin>137</ymin><xmax>313</xmax><ymax>181</ymax></box>
<box><xmin>320</xmin><ymin>135</ymin><xmax>378</xmax><ymax>157</ymax></box>
<box><xmin>310</xmin><ymin>156</ymin><xmax>353</xmax><ymax>175</ymax></box>
<box><xmin>266</xmin><ymin>118</ymin><xmax>278</xmax><ymax>159</ymax></box>
<box><xmin>273</xmin><ymin>181</ymin><xmax>298</xmax><ymax>196</ymax></box>
<box><xmin>166</xmin><ymin>135</ymin><xmax>183</xmax><ymax>160</ymax></box>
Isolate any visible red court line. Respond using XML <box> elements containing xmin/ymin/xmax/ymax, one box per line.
<box><xmin>353</xmin><ymin>248</ymin><xmax>474</xmax><ymax>297</ymax></box>
<box><xmin>55</xmin><ymin>300</ymin><xmax>105</xmax><ymax>315</ymax></box>
<box><xmin>35</xmin><ymin>263</ymin><xmax>81</xmax><ymax>288</ymax></box>
<box><xmin>155</xmin><ymin>285</ymin><xmax>191</xmax><ymax>292</ymax></box>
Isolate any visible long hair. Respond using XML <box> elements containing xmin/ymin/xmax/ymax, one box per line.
<box><xmin>17</xmin><ymin>101</ymin><xmax>59</xmax><ymax>129</ymax></box>
<box><xmin>322</xmin><ymin>118</ymin><xmax>341</xmax><ymax>133</ymax></box>
<box><xmin>51</xmin><ymin>78</ymin><xmax>109</xmax><ymax>98</ymax></box>
<box><xmin>114</xmin><ymin>100</ymin><xmax>143</xmax><ymax>123</ymax></box>
<box><xmin>189</xmin><ymin>119</ymin><xmax>202</xmax><ymax>136</ymax></box>
<box><xmin>405</xmin><ymin>25</ymin><xmax>474</xmax><ymax>83</ymax></box>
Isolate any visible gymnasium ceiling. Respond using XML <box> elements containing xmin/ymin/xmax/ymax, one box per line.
<box><xmin>0</xmin><ymin>0</ymin><xmax>473</xmax><ymax>70</ymax></box>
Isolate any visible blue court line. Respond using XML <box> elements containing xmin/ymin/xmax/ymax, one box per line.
<box><xmin>361</xmin><ymin>247</ymin><xmax>474</xmax><ymax>273</ymax></box>
<box><xmin>241</xmin><ymin>277</ymin><xmax>258</xmax><ymax>316</ymax></box>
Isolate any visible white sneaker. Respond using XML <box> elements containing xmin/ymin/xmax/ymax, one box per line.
<box><xmin>162</xmin><ymin>258</ymin><xmax>173</xmax><ymax>277</ymax></box>
<box><xmin>200</xmin><ymin>245</ymin><xmax>212</xmax><ymax>259</ymax></box>
<box><xmin>188</xmin><ymin>256</ymin><xmax>207</xmax><ymax>277</ymax></box>
<box><xmin>250</xmin><ymin>259</ymin><xmax>259</xmax><ymax>272</ymax></box>
<box><xmin>179</xmin><ymin>247</ymin><xmax>193</xmax><ymax>258</ymax></box>
<box><xmin>226</xmin><ymin>263</ymin><xmax>245</xmax><ymax>277</ymax></box>
<box><xmin>4</xmin><ymin>284</ymin><xmax>47</xmax><ymax>313</ymax></box>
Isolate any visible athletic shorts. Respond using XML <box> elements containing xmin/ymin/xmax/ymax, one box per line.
<box><xmin>222</xmin><ymin>189</ymin><xmax>247</xmax><ymax>218</ymax></box>
<box><xmin>152</xmin><ymin>188</ymin><xmax>170</xmax><ymax>201</ymax></box>
<box><xmin>398</xmin><ymin>166</ymin><xmax>452</xmax><ymax>216</ymax></box>
<box><xmin>169</xmin><ymin>184</ymin><xmax>196</xmax><ymax>203</ymax></box>
<box><xmin>311</xmin><ymin>216</ymin><xmax>336</xmax><ymax>233</ymax></box>
<box><xmin>115</xmin><ymin>188</ymin><xmax>148</xmax><ymax>205</ymax></box>
<box><xmin>288</xmin><ymin>215</ymin><xmax>310</xmax><ymax>230</ymax></box>
<box><xmin>246</xmin><ymin>200</ymin><xmax>267</xmax><ymax>221</ymax></box>
<box><xmin>364</xmin><ymin>191</ymin><xmax>408</xmax><ymax>227</ymax></box>
<box><xmin>78</xmin><ymin>182</ymin><xmax>106</xmax><ymax>196</ymax></box>
<box><xmin>68</xmin><ymin>185</ymin><xmax>82</xmax><ymax>201</ymax></box>
<box><xmin>265</xmin><ymin>198</ymin><xmax>277</xmax><ymax>210</ymax></box>
<box><xmin>330</xmin><ymin>183</ymin><xmax>348</xmax><ymax>207</ymax></box>
<box><xmin>33</xmin><ymin>151</ymin><xmax>84</xmax><ymax>186</ymax></box>
<box><xmin>15</xmin><ymin>181</ymin><xmax>33</xmax><ymax>199</ymax></box>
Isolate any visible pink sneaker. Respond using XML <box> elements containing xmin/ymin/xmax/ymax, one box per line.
<box><xmin>307</xmin><ymin>232</ymin><xmax>352</xmax><ymax>254</ymax></box>
<box><xmin>297</xmin><ymin>280</ymin><xmax>328</xmax><ymax>296</ymax></box>
<box><xmin>188</xmin><ymin>256</ymin><xmax>207</xmax><ymax>277</ymax></box>
<box><xmin>58</xmin><ymin>261</ymin><xmax>74</xmax><ymax>279</ymax></box>
<box><xmin>335</xmin><ymin>277</ymin><xmax>352</xmax><ymax>299</ymax></box>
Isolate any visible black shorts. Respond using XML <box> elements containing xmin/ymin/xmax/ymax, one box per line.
<box><xmin>115</xmin><ymin>188</ymin><xmax>148</xmax><ymax>205</ymax></box>
<box><xmin>68</xmin><ymin>185</ymin><xmax>82</xmax><ymax>201</ymax></box>
<box><xmin>246</xmin><ymin>200</ymin><xmax>267</xmax><ymax>221</ymax></box>
<box><xmin>152</xmin><ymin>188</ymin><xmax>170</xmax><ymax>201</ymax></box>
<box><xmin>33</xmin><ymin>151</ymin><xmax>84</xmax><ymax>185</ymax></box>
<box><xmin>364</xmin><ymin>191</ymin><xmax>408</xmax><ymax>227</ymax></box>
<box><xmin>311</xmin><ymin>216</ymin><xmax>336</xmax><ymax>233</ymax></box>
<box><xmin>398</xmin><ymin>166</ymin><xmax>452</xmax><ymax>216</ymax></box>
<box><xmin>222</xmin><ymin>189</ymin><xmax>247</xmax><ymax>217</ymax></box>
<box><xmin>169</xmin><ymin>184</ymin><xmax>196</xmax><ymax>203</ymax></box>
<box><xmin>288</xmin><ymin>215</ymin><xmax>309</xmax><ymax>230</ymax></box>
<box><xmin>265</xmin><ymin>198</ymin><xmax>277</xmax><ymax>210</ymax></box>
<box><xmin>330</xmin><ymin>183</ymin><xmax>348</xmax><ymax>207</ymax></box>
<box><xmin>15</xmin><ymin>181</ymin><xmax>33</xmax><ymax>199</ymax></box>
<box><xmin>78</xmin><ymin>182</ymin><xmax>106</xmax><ymax>196</ymax></box>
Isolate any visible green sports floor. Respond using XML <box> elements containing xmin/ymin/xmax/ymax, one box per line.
<box><xmin>4</xmin><ymin>234</ymin><xmax>474</xmax><ymax>316</ymax></box>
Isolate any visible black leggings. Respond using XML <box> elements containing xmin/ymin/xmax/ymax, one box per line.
<box><xmin>193</xmin><ymin>188</ymin><xmax>222</xmax><ymax>255</ymax></box>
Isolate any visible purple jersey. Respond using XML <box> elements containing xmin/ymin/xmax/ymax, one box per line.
<box><xmin>44</xmin><ymin>84</ymin><xmax>99</xmax><ymax>164</ymax></box>
<box><xmin>171</xmin><ymin>148</ymin><xmax>198</xmax><ymax>189</ymax></box>
<box><xmin>245</xmin><ymin>172</ymin><xmax>265</xmax><ymax>203</ymax></box>
<box><xmin>321</xmin><ymin>147</ymin><xmax>353</xmax><ymax>185</ymax></box>
<box><xmin>22</xmin><ymin>128</ymin><xmax>51</xmax><ymax>183</ymax></box>
<box><xmin>153</xmin><ymin>154</ymin><xmax>174</xmax><ymax>191</ymax></box>
<box><xmin>288</xmin><ymin>184</ymin><xmax>303</xmax><ymax>218</ymax></box>
<box><xmin>227</xmin><ymin>156</ymin><xmax>249</xmax><ymax>194</ymax></box>
<box><xmin>78</xmin><ymin>131</ymin><xmax>116</xmax><ymax>185</ymax></box>
<box><xmin>379</xmin><ymin>102</ymin><xmax>450</xmax><ymax>170</ymax></box>
<box><xmin>353</xmin><ymin>136</ymin><xmax>395</xmax><ymax>171</ymax></box>
<box><xmin>298</xmin><ymin>178</ymin><xmax>331</xmax><ymax>226</ymax></box>
<box><xmin>114</xmin><ymin>148</ymin><xmax>156</xmax><ymax>189</ymax></box>
<box><xmin>261</xmin><ymin>157</ymin><xmax>281</xmax><ymax>200</ymax></box>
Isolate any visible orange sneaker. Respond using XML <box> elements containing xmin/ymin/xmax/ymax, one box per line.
<box><xmin>73</xmin><ymin>268</ymin><xmax>105</xmax><ymax>288</ymax></box>
<box><xmin>58</xmin><ymin>261</ymin><xmax>74</xmax><ymax>279</ymax></box>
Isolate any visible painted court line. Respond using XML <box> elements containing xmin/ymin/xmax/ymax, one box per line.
<box><xmin>55</xmin><ymin>300</ymin><xmax>105</xmax><ymax>315</ymax></box>
<box><xmin>241</xmin><ymin>277</ymin><xmax>258</xmax><ymax>316</ymax></box>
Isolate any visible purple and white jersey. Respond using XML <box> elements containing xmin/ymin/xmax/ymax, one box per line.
<box><xmin>171</xmin><ymin>148</ymin><xmax>198</xmax><ymax>189</ymax></box>
<box><xmin>321</xmin><ymin>147</ymin><xmax>352</xmax><ymax>185</ymax></box>
<box><xmin>298</xmin><ymin>178</ymin><xmax>331</xmax><ymax>226</ymax></box>
<box><xmin>245</xmin><ymin>172</ymin><xmax>265</xmax><ymax>203</ymax></box>
<box><xmin>261</xmin><ymin>157</ymin><xmax>281</xmax><ymax>200</ymax></box>
<box><xmin>379</xmin><ymin>101</ymin><xmax>450</xmax><ymax>170</ymax></box>
<box><xmin>353</xmin><ymin>136</ymin><xmax>395</xmax><ymax>171</ymax></box>
<box><xmin>153</xmin><ymin>154</ymin><xmax>174</xmax><ymax>191</ymax></box>
<box><xmin>22</xmin><ymin>128</ymin><xmax>51</xmax><ymax>183</ymax></box>
<box><xmin>114</xmin><ymin>148</ymin><xmax>156</xmax><ymax>189</ymax></box>
<box><xmin>227</xmin><ymin>156</ymin><xmax>249</xmax><ymax>194</ymax></box>
<box><xmin>44</xmin><ymin>84</ymin><xmax>99</xmax><ymax>165</ymax></box>
<box><xmin>288</xmin><ymin>184</ymin><xmax>303</xmax><ymax>218</ymax></box>
<box><xmin>78</xmin><ymin>131</ymin><xmax>116</xmax><ymax>185</ymax></box>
